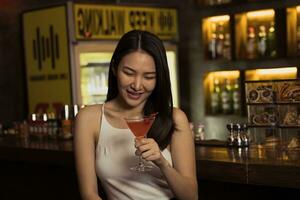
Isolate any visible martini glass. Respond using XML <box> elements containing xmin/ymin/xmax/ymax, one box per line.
<box><xmin>124</xmin><ymin>113</ymin><xmax>157</xmax><ymax>172</ymax></box>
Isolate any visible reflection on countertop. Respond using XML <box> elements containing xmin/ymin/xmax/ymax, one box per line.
<box><xmin>196</xmin><ymin>144</ymin><xmax>300</xmax><ymax>166</ymax></box>
<box><xmin>0</xmin><ymin>136</ymin><xmax>73</xmax><ymax>152</ymax></box>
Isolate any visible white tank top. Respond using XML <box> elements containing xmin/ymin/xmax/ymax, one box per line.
<box><xmin>95</xmin><ymin>104</ymin><xmax>174</xmax><ymax>200</ymax></box>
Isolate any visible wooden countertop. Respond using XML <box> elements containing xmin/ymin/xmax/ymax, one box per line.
<box><xmin>0</xmin><ymin>136</ymin><xmax>73</xmax><ymax>166</ymax></box>
<box><xmin>196</xmin><ymin>145</ymin><xmax>300</xmax><ymax>189</ymax></box>
<box><xmin>0</xmin><ymin>136</ymin><xmax>299</xmax><ymax>189</ymax></box>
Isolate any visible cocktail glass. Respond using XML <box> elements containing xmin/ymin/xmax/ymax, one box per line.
<box><xmin>124</xmin><ymin>113</ymin><xmax>157</xmax><ymax>172</ymax></box>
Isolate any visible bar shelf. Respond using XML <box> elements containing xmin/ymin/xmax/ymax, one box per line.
<box><xmin>245</xmin><ymin>79</ymin><xmax>300</xmax><ymax>149</ymax></box>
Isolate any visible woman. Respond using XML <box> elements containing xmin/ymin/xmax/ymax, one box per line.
<box><xmin>74</xmin><ymin>30</ymin><xmax>198</xmax><ymax>200</ymax></box>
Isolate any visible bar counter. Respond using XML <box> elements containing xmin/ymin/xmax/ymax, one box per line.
<box><xmin>0</xmin><ymin>136</ymin><xmax>299</xmax><ymax>199</ymax></box>
<box><xmin>196</xmin><ymin>144</ymin><xmax>300</xmax><ymax>189</ymax></box>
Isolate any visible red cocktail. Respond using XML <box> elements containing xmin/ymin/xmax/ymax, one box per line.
<box><xmin>126</xmin><ymin>118</ymin><xmax>154</xmax><ymax>139</ymax></box>
<box><xmin>125</xmin><ymin>114</ymin><xmax>157</xmax><ymax>172</ymax></box>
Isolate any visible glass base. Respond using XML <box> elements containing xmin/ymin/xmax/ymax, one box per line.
<box><xmin>130</xmin><ymin>164</ymin><xmax>153</xmax><ymax>172</ymax></box>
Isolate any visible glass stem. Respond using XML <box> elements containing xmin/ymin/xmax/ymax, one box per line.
<box><xmin>138</xmin><ymin>155</ymin><xmax>144</xmax><ymax>169</ymax></box>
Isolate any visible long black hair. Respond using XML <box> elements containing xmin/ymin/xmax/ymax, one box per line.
<box><xmin>106</xmin><ymin>30</ymin><xmax>174</xmax><ymax>150</ymax></box>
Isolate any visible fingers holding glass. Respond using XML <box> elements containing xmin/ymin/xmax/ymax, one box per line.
<box><xmin>124</xmin><ymin>114</ymin><xmax>157</xmax><ymax>172</ymax></box>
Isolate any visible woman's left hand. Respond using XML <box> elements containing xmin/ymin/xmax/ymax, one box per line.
<box><xmin>135</xmin><ymin>138</ymin><xmax>168</xmax><ymax>168</ymax></box>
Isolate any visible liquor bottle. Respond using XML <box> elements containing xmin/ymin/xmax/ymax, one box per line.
<box><xmin>210</xmin><ymin>78</ymin><xmax>221</xmax><ymax>114</ymax></box>
<box><xmin>221</xmin><ymin>78</ymin><xmax>233</xmax><ymax>114</ymax></box>
<box><xmin>216</xmin><ymin>22</ymin><xmax>225</xmax><ymax>59</ymax></box>
<box><xmin>60</xmin><ymin>105</ymin><xmax>72</xmax><ymax>140</ymax></box>
<box><xmin>232</xmin><ymin>78</ymin><xmax>241</xmax><ymax>114</ymax></box>
<box><xmin>35</xmin><ymin>114</ymin><xmax>43</xmax><ymax>139</ymax></box>
<box><xmin>208</xmin><ymin>23</ymin><xmax>217</xmax><ymax>59</ymax></box>
<box><xmin>257</xmin><ymin>25</ymin><xmax>267</xmax><ymax>57</ymax></box>
<box><xmin>223</xmin><ymin>33</ymin><xmax>231</xmax><ymax>60</ymax></box>
<box><xmin>28</xmin><ymin>113</ymin><xmax>37</xmax><ymax>137</ymax></box>
<box><xmin>267</xmin><ymin>22</ymin><xmax>276</xmax><ymax>57</ymax></box>
<box><xmin>246</xmin><ymin>25</ymin><xmax>257</xmax><ymax>59</ymax></box>
<box><xmin>42</xmin><ymin>113</ymin><xmax>48</xmax><ymax>139</ymax></box>
<box><xmin>47</xmin><ymin>112</ymin><xmax>58</xmax><ymax>139</ymax></box>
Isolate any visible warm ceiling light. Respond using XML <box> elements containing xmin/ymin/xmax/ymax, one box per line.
<box><xmin>207</xmin><ymin>15</ymin><xmax>230</xmax><ymax>22</ymax></box>
<box><xmin>246</xmin><ymin>9</ymin><xmax>275</xmax><ymax>18</ymax></box>
<box><xmin>297</xmin><ymin>6</ymin><xmax>300</xmax><ymax>12</ymax></box>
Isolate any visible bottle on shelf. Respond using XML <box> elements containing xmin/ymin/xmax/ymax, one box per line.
<box><xmin>223</xmin><ymin>33</ymin><xmax>231</xmax><ymax>60</ymax></box>
<box><xmin>216</xmin><ymin>22</ymin><xmax>225</xmax><ymax>59</ymax></box>
<box><xmin>60</xmin><ymin>105</ymin><xmax>72</xmax><ymax>140</ymax></box>
<box><xmin>221</xmin><ymin>78</ymin><xmax>233</xmax><ymax>114</ymax></box>
<box><xmin>232</xmin><ymin>78</ymin><xmax>241</xmax><ymax>115</ymax></box>
<box><xmin>210</xmin><ymin>78</ymin><xmax>221</xmax><ymax>114</ymax></box>
<box><xmin>208</xmin><ymin>23</ymin><xmax>217</xmax><ymax>59</ymax></box>
<box><xmin>28</xmin><ymin>113</ymin><xmax>37</xmax><ymax>137</ymax></box>
<box><xmin>267</xmin><ymin>21</ymin><xmax>276</xmax><ymax>57</ymax></box>
<box><xmin>47</xmin><ymin>112</ymin><xmax>58</xmax><ymax>139</ymax></box>
<box><xmin>246</xmin><ymin>25</ymin><xmax>257</xmax><ymax>59</ymax></box>
<box><xmin>257</xmin><ymin>25</ymin><xmax>267</xmax><ymax>57</ymax></box>
<box><xmin>42</xmin><ymin>113</ymin><xmax>48</xmax><ymax>139</ymax></box>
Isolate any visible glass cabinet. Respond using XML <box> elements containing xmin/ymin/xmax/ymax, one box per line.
<box><xmin>202</xmin><ymin>15</ymin><xmax>231</xmax><ymax>60</ymax></box>
<box><xmin>235</xmin><ymin>9</ymin><xmax>276</xmax><ymax>59</ymax></box>
<box><xmin>245</xmin><ymin>79</ymin><xmax>300</xmax><ymax>149</ymax></box>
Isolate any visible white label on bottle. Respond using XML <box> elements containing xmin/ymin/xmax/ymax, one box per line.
<box><xmin>221</xmin><ymin>92</ymin><xmax>230</xmax><ymax>102</ymax></box>
<box><xmin>258</xmin><ymin>39</ymin><xmax>267</xmax><ymax>55</ymax></box>
<box><xmin>234</xmin><ymin>103</ymin><xmax>240</xmax><ymax>110</ymax></box>
<box><xmin>233</xmin><ymin>91</ymin><xmax>240</xmax><ymax>102</ymax></box>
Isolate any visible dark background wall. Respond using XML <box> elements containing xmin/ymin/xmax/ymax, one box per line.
<box><xmin>0</xmin><ymin>0</ymin><xmax>198</xmax><ymax>124</ymax></box>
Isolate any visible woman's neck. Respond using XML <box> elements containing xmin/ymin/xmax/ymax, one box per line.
<box><xmin>105</xmin><ymin>96</ymin><xmax>145</xmax><ymax>118</ymax></box>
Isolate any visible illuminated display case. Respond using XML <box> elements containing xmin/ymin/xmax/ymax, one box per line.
<box><xmin>245</xmin><ymin>78</ymin><xmax>300</xmax><ymax>149</ymax></box>
<box><xmin>196</xmin><ymin>1</ymin><xmax>300</xmax><ymax>142</ymax></box>
<box><xmin>204</xmin><ymin>70</ymin><xmax>240</xmax><ymax>115</ymax></box>
<box><xmin>287</xmin><ymin>5</ymin><xmax>300</xmax><ymax>57</ymax></box>
<box><xmin>202</xmin><ymin>15</ymin><xmax>231</xmax><ymax>60</ymax></box>
<box><xmin>235</xmin><ymin>9</ymin><xmax>276</xmax><ymax>60</ymax></box>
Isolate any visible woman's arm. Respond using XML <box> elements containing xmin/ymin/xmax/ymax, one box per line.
<box><xmin>74</xmin><ymin>106</ymin><xmax>102</xmax><ymax>200</ymax></box>
<box><xmin>136</xmin><ymin>108</ymin><xmax>198</xmax><ymax>200</ymax></box>
<box><xmin>160</xmin><ymin>108</ymin><xmax>198</xmax><ymax>199</ymax></box>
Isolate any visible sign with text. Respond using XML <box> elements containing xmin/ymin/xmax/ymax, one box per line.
<box><xmin>23</xmin><ymin>6</ymin><xmax>72</xmax><ymax>114</ymax></box>
<box><xmin>74</xmin><ymin>4</ymin><xmax>178</xmax><ymax>40</ymax></box>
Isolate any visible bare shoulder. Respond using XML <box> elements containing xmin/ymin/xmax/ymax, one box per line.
<box><xmin>172</xmin><ymin>107</ymin><xmax>190</xmax><ymax>133</ymax></box>
<box><xmin>75</xmin><ymin>104</ymin><xmax>103</xmax><ymax>133</ymax></box>
<box><xmin>77</xmin><ymin>104</ymin><xmax>102</xmax><ymax>118</ymax></box>
<box><xmin>172</xmin><ymin>107</ymin><xmax>188</xmax><ymax>122</ymax></box>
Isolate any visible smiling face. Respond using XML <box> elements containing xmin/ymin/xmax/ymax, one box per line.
<box><xmin>115</xmin><ymin>50</ymin><xmax>156</xmax><ymax>109</ymax></box>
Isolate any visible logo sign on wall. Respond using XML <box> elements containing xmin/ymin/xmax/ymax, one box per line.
<box><xmin>74</xmin><ymin>4</ymin><xmax>178</xmax><ymax>40</ymax></box>
<box><xmin>23</xmin><ymin>6</ymin><xmax>71</xmax><ymax>114</ymax></box>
